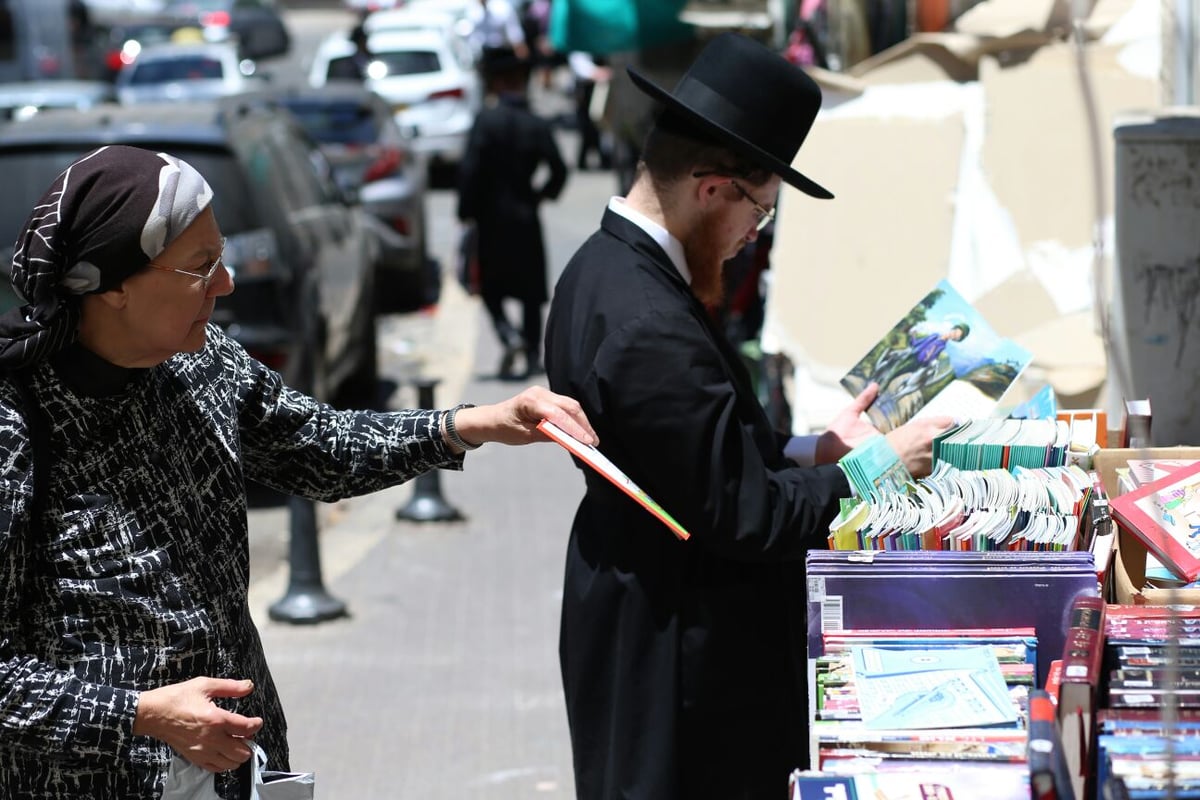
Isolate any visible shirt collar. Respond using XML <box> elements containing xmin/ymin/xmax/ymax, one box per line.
<box><xmin>51</xmin><ymin>342</ymin><xmax>145</xmax><ymax>397</ymax></box>
<box><xmin>607</xmin><ymin>196</ymin><xmax>691</xmax><ymax>285</ymax></box>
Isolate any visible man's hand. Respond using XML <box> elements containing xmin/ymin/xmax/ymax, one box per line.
<box><xmin>133</xmin><ymin>677</ymin><xmax>263</xmax><ymax>772</ymax></box>
<box><xmin>885</xmin><ymin>415</ymin><xmax>958</xmax><ymax>478</ymax></box>
<box><xmin>815</xmin><ymin>383</ymin><xmax>884</xmax><ymax>464</ymax></box>
<box><xmin>453</xmin><ymin>385</ymin><xmax>597</xmax><ymax>449</ymax></box>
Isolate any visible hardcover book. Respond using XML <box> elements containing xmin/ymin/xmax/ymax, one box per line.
<box><xmin>1109</xmin><ymin>459</ymin><xmax>1200</xmax><ymax>582</ymax></box>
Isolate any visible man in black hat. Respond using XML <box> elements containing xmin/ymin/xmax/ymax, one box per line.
<box><xmin>543</xmin><ymin>32</ymin><xmax>953</xmax><ymax>799</ymax></box>
<box><xmin>459</xmin><ymin>51</ymin><xmax>567</xmax><ymax>378</ymax></box>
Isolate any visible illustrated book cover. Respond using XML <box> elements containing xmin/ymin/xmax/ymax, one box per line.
<box><xmin>840</xmin><ymin>279</ymin><xmax>1033</xmax><ymax>432</ymax></box>
<box><xmin>1110</xmin><ymin>459</ymin><xmax>1200</xmax><ymax>582</ymax></box>
<box><xmin>537</xmin><ymin>419</ymin><xmax>690</xmax><ymax>541</ymax></box>
<box><xmin>850</xmin><ymin>644</ymin><xmax>1017</xmax><ymax>729</ymax></box>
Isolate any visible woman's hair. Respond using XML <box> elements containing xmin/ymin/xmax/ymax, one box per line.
<box><xmin>638</xmin><ymin>112</ymin><xmax>772</xmax><ymax>193</ymax></box>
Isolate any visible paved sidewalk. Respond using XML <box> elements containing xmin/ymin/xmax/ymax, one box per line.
<box><xmin>245</xmin><ymin>111</ymin><xmax>612</xmax><ymax>795</ymax></box>
<box><xmin>249</xmin><ymin>313</ymin><xmax>583</xmax><ymax>798</ymax></box>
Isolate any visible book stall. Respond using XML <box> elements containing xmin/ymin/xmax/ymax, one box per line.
<box><xmin>786</xmin><ymin>282</ymin><xmax>1200</xmax><ymax>799</ymax></box>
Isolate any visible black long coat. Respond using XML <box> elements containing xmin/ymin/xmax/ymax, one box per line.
<box><xmin>456</xmin><ymin>93</ymin><xmax>567</xmax><ymax>303</ymax></box>
<box><xmin>544</xmin><ymin>210</ymin><xmax>851</xmax><ymax>800</ymax></box>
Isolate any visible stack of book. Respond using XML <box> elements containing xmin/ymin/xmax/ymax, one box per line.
<box><xmin>1096</xmin><ymin>605</ymin><xmax>1200</xmax><ymax>799</ymax></box>
<box><xmin>806</xmin><ymin>551</ymin><xmax>1098</xmax><ymax>695</ymax></box>
<box><xmin>813</xmin><ymin>629</ymin><xmax>1036</xmax><ymax>729</ymax></box>
<box><xmin>933</xmin><ymin>418</ymin><xmax>1072</xmax><ymax>471</ymax></box>
<box><xmin>829</xmin><ymin>461</ymin><xmax>1094</xmax><ymax>552</ymax></box>
<box><xmin>798</xmin><ymin>627</ymin><xmax>1035</xmax><ymax>798</ymax></box>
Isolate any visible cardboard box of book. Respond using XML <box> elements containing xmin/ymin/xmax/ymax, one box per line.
<box><xmin>1093</xmin><ymin>447</ymin><xmax>1200</xmax><ymax>605</ymax></box>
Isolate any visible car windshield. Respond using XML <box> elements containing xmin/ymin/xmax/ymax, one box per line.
<box><xmin>368</xmin><ymin>49</ymin><xmax>441</xmax><ymax>77</ymax></box>
<box><xmin>282</xmin><ymin>102</ymin><xmax>380</xmax><ymax>146</ymax></box>
<box><xmin>0</xmin><ymin>147</ymin><xmax>259</xmax><ymax>254</ymax></box>
<box><xmin>130</xmin><ymin>56</ymin><xmax>224</xmax><ymax>83</ymax></box>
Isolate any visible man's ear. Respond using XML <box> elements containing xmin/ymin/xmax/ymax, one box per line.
<box><xmin>693</xmin><ymin>172</ymin><xmax>724</xmax><ymax>210</ymax></box>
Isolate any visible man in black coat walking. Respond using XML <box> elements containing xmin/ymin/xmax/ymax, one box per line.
<box><xmin>458</xmin><ymin>52</ymin><xmax>566</xmax><ymax>379</ymax></box>
<box><xmin>544</xmin><ymin>33</ymin><xmax>954</xmax><ymax>799</ymax></box>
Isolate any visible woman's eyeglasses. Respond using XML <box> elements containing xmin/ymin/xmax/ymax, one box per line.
<box><xmin>692</xmin><ymin>171</ymin><xmax>775</xmax><ymax>232</ymax></box>
<box><xmin>147</xmin><ymin>237</ymin><xmax>226</xmax><ymax>288</ymax></box>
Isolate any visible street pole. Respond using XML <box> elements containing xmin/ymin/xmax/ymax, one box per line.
<box><xmin>395</xmin><ymin>376</ymin><xmax>465</xmax><ymax>522</ymax></box>
<box><xmin>269</xmin><ymin>318</ymin><xmax>349</xmax><ymax>624</ymax></box>
<box><xmin>268</xmin><ymin>494</ymin><xmax>349</xmax><ymax>624</ymax></box>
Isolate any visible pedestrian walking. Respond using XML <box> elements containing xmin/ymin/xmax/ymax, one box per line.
<box><xmin>543</xmin><ymin>33</ymin><xmax>954</xmax><ymax>799</ymax></box>
<box><xmin>0</xmin><ymin>144</ymin><xmax>595</xmax><ymax>800</ymax></box>
<box><xmin>326</xmin><ymin>22</ymin><xmax>375</xmax><ymax>81</ymax></box>
<box><xmin>465</xmin><ymin>0</ymin><xmax>529</xmax><ymax>68</ymax></box>
<box><xmin>458</xmin><ymin>54</ymin><xmax>567</xmax><ymax>379</ymax></box>
<box><xmin>568</xmin><ymin>51</ymin><xmax>612</xmax><ymax>171</ymax></box>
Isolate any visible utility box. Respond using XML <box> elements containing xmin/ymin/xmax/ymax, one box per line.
<box><xmin>1112</xmin><ymin>111</ymin><xmax>1200</xmax><ymax>447</ymax></box>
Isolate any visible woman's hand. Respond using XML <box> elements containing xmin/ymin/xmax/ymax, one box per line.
<box><xmin>134</xmin><ymin>677</ymin><xmax>263</xmax><ymax>772</ymax></box>
<box><xmin>451</xmin><ymin>386</ymin><xmax>597</xmax><ymax>449</ymax></box>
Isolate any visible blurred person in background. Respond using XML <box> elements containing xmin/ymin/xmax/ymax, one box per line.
<box><xmin>458</xmin><ymin>53</ymin><xmax>567</xmax><ymax>379</ymax></box>
<box><xmin>544</xmin><ymin>33</ymin><xmax>951</xmax><ymax>799</ymax></box>
<box><xmin>568</xmin><ymin>50</ymin><xmax>612</xmax><ymax>171</ymax></box>
<box><xmin>327</xmin><ymin>22</ymin><xmax>377</xmax><ymax>81</ymax></box>
<box><xmin>0</xmin><ymin>145</ymin><xmax>595</xmax><ymax>800</ymax></box>
<box><xmin>466</xmin><ymin>0</ymin><xmax>530</xmax><ymax>67</ymax></box>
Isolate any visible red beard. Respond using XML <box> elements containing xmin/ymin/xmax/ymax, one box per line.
<box><xmin>684</xmin><ymin>212</ymin><xmax>739</xmax><ymax>307</ymax></box>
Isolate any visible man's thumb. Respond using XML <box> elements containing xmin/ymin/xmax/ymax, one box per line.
<box><xmin>204</xmin><ymin>678</ymin><xmax>255</xmax><ymax>699</ymax></box>
<box><xmin>853</xmin><ymin>382</ymin><xmax>880</xmax><ymax>411</ymax></box>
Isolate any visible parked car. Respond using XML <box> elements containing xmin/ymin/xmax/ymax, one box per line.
<box><xmin>268</xmin><ymin>83</ymin><xmax>436</xmax><ymax>312</ymax></box>
<box><xmin>162</xmin><ymin>0</ymin><xmax>290</xmax><ymax>61</ymax></box>
<box><xmin>361</xmin><ymin>6</ymin><xmax>461</xmax><ymax>40</ymax></box>
<box><xmin>0</xmin><ymin>79</ymin><xmax>114</xmax><ymax>121</ymax></box>
<box><xmin>309</xmin><ymin>27</ymin><xmax>480</xmax><ymax>170</ymax></box>
<box><xmin>115</xmin><ymin>40</ymin><xmax>260</xmax><ymax>104</ymax></box>
<box><xmin>342</xmin><ymin>0</ymin><xmax>403</xmax><ymax>14</ymax></box>
<box><xmin>0</xmin><ymin>98</ymin><xmax>381</xmax><ymax>406</ymax></box>
<box><xmin>89</xmin><ymin>14</ymin><xmax>229</xmax><ymax>80</ymax></box>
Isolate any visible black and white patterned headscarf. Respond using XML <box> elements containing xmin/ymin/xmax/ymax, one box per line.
<box><xmin>0</xmin><ymin>145</ymin><xmax>213</xmax><ymax>371</ymax></box>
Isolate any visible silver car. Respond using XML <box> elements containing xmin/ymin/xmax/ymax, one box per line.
<box><xmin>272</xmin><ymin>83</ymin><xmax>436</xmax><ymax>311</ymax></box>
<box><xmin>309</xmin><ymin>26</ymin><xmax>481</xmax><ymax>170</ymax></box>
<box><xmin>115</xmin><ymin>41</ymin><xmax>261</xmax><ymax>104</ymax></box>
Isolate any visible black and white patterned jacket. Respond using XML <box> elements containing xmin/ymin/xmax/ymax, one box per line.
<box><xmin>0</xmin><ymin>325</ymin><xmax>462</xmax><ymax>798</ymax></box>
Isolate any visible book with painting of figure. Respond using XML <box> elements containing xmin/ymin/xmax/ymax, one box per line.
<box><xmin>840</xmin><ymin>279</ymin><xmax>1033</xmax><ymax>433</ymax></box>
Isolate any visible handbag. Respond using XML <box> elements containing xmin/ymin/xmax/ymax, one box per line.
<box><xmin>162</xmin><ymin>744</ymin><xmax>314</xmax><ymax>800</ymax></box>
<box><xmin>456</xmin><ymin>223</ymin><xmax>481</xmax><ymax>296</ymax></box>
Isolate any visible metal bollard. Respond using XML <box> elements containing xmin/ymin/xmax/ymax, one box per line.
<box><xmin>268</xmin><ymin>495</ymin><xmax>349</xmax><ymax>624</ymax></box>
<box><xmin>395</xmin><ymin>376</ymin><xmax>465</xmax><ymax>522</ymax></box>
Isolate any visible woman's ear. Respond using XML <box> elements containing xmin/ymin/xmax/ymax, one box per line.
<box><xmin>89</xmin><ymin>284</ymin><xmax>129</xmax><ymax>311</ymax></box>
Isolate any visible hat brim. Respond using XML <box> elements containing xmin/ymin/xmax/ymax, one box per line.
<box><xmin>628</xmin><ymin>67</ymin><xmax>833</xmax><ymax>200</ymax></box>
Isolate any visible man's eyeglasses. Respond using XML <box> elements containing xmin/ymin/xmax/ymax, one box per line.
<box><xmin>147</xmin><ymin>237</ymin><xmax>226</xmax><ymax>288</ymax></box>
<box><xmin>692</xmin><ymin>171</ymin><xmax>776</xmax><ymax>232</ymax></box>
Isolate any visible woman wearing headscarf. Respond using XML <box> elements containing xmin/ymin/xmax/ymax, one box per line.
<box><xmin>0</xmin><ymin>145</ymin><xmax>595</xmax><ymax>799</ymax></box>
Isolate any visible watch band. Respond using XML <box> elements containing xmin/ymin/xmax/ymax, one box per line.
<box><xmin>445</xmin><ymin>403</ymin><xmax>481</xmax><ymax>451</ymax></box>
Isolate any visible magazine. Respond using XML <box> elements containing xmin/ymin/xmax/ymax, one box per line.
<box><xmin>841</xmin><ymin>279</ymin><xmax>1033</xmax><ymax>432</ymax></box>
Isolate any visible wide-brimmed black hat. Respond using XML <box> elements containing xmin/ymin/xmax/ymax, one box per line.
<box><xmin>628</xmin><ymin>32</ymin><xmax>833</xmax><ymax>199</ymax></box>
